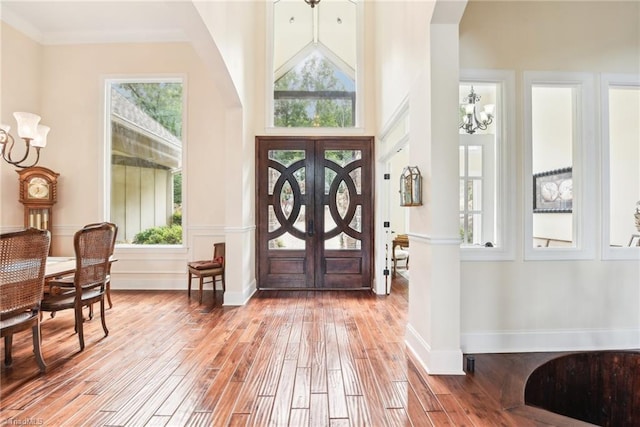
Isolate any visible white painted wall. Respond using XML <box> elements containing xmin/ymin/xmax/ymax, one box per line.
<box><xmin>389</xmin><ymin>147</ymin><xmax>409</xmax><ymax>236</ymax></box>
<box><xmin>374</xmin><ymin>0</ymin><xmax>468</xmax><ymax>374</ymax></box>
<box><xmin>459</xmin><ymin>1</ymin><xmax>640</xmax><ymax>352</ymax></box>
<box><xmin>609</xmin><ymin>87</ymin><xmax>640</xmax><ymax>246</ymax></box>
<box><xmin>373</xmin><ymin>1</ymin><xmax>433</xmax><ymax>129</ymax></box>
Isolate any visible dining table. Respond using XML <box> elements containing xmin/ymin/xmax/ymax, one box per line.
<box><xmin>44</xmin><ymin>256</ymin><xmax>116</xmax><ymax>295</ymax></box>
<box><xmin>45</xmin><ymin>256</ymin><xmax>76</xmax><ymax>280</ymax></box>
<box><xmin>44</xmin><ymin>256</ymin><xmax>76</xmax><ymax>295</ymax></box>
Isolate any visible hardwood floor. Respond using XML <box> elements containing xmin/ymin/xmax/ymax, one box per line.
<box><xmin>1</xmin><ymin>277</ymin><xmax>588</xmax><ymax>426</ymax></box>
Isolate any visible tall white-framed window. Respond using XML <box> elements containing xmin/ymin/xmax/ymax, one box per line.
<box><xmin>601</xmin><ymin>73</ymin><xmax>640</xmax><ymax>260</ymax></box>
<box><xmin>459</xmin><ymin>71</ymin><xmax>516</xmax><ymax>261</ymax></box>
<box><xmin>459</xmin><ymin>134</ymin><xmax>494</xmax><ymax>246</ymax></box>
<box><xmin>524</xmin><ymin>72</ymin><xmax>596</xmax><ymax>260</ymax></box>
<box><xmin>267</xmin><ymin>0</ymin><xmax>364</xmax><ymax>131</ymax></box>
<box><xmin>103</xmin><ymin>77</ymin><xmax>186</xmax><ymax>246</ymax></box>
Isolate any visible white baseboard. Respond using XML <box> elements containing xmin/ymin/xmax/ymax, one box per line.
<box><xmin>111</xmin><ymin>278</ymin><xmax>189</xmax><ymax>290</ymax></box>
<box><xmin>405</xmin><ymin>324</ymin><xmax>465</xmax><ymax>375</ymax></box>
<box><xmin>110</xmin><ymin>277</ymin><xmax>256</xmax><ymax>306</ymax></box>
<box><xmin>461</xmin><ymin>328</ymin><xmax>640</xmax><ymax>353</ymax></box>
<box><xmin>223</xmin><ymin>279</ymin><xmax>257</xmax><ymax>306</ymax></box>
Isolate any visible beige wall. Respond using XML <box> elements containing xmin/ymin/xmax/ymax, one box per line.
<box><xmin>1</xmin><ymin>22</ymin><xmax>230</xmax><ymax>289</ymax></box>
<box><xmin>459</xmin><ymin>1</ymin><xmax>640</xmax><ymax>352</ymax></box>
<box><xmin>460</xmin><ymin>1</ymin><xmax>640</xmax><ymax>73</ymax></box>
<box><xmin>192</xmin><ymin>1</ymin><xmax>262</xmax><ymax>304</ymax></box>
<box><xmin>0</xmin><ymin>24</ymin><xmax>42</xmax><ymax>227</ymax></box>
<box><xmin>42</xmin><ymin>41</ymin><xmax>225</xmax><ymax>250</ymax></box>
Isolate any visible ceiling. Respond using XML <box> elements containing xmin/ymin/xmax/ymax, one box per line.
<box><xmin>0</xmin><ymin>1</ymin><xmax>190</xmax><ymax>45</ymax></box>
<box><xmin>274</xmin><ymin>0</ymin><xmax>356</xmax><ymax>78</ymax></box>
<box><xmin>1</xmin><ymin>0</ymin><xmax>358</xmax><ymax>80</ymax></box>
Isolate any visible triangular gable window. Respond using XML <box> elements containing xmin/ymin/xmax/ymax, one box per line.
<box><xmin>271</xmin><ymin>0</ymin><xmax>359</xmax><ymax>128</ymax></box>
<box><xmin>274</xmin><ymin>51</ymin><xmax>355</xmax><ymax>127</ymax></box>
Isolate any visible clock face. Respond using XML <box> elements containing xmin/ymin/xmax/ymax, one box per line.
<box><xmin>28</xmin><ymin>177</ymin><xmax>50</xmax><ymax>199</ymax></box>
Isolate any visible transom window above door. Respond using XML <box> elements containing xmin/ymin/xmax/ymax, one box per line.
<box><xmin>271</xmin><ymin>0</ymin><xmax>361</xmax><ymax>128</ymax></box>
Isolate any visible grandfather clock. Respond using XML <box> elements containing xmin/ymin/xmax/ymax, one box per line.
<box><xmin>17</xmin><ymin>167</ymin><xmax>59</xmax><ymax>247</ymax></box>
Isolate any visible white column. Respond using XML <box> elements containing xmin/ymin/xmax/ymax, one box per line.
<box><xmin>405</xmin><ymin>0</ymin><xmax>467</xmax><ymax>375</ymax></box>
<box><xmin>223</xmin><ymin>108</ymin><xmax>257</xmax><ymax>306</ymax></box>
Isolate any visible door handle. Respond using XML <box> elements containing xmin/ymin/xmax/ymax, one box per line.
<box><xmin>307</xmin><ymin>219</ymin><xmax>314</xmax><ymax>237</ymax></box>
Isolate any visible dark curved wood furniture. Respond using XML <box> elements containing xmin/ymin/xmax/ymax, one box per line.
<box><xmin>525</xmin><ymin>350</ymin><xmax>640</xmax><ymax>426</ymax></box>
<box><xmin>84</xmin><ymin>222</ymin><xmax>118</xmax><ymax>309</ymax></box>
<box><xmin>41</xmin><ymin>223</ymin><xmax>115</xmax><ymax>351</ymax></box>
<box><xmin>0</xmin><ymin>228</ymin><xmax>51</xmax><ymax>372</ymax></box>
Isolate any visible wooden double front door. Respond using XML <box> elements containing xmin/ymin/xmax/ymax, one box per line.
<box><xmin>256</xmin><ymin>136</ymin><xmax>374</xmax><ymax>289</ymax></box>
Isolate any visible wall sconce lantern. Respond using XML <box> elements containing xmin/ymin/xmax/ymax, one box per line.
<box><xmin>399</xmin><ymin>166</ymin><xmax>422</xmax><ymax>207</ymax></box>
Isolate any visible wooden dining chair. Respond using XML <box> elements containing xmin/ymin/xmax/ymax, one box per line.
<box><xmin>83</xmin><ymin>222</ymin><xmax>117</xmax><ymax>310</ymax></box>
<box><xmin>41</xmin><ymin>223</ymin><xmax>115</xmax><ymax>351</ymax></box>
<box><xmin>48</xmin><ymin>222</ymin><xmax>117</xmax><ymax>320</ymax></box>
<box><xmin>187</xmin><ymin>242</ymin><xmax>225</xmax><ymax>304</ymax></box>
<box><xmin>0</xmin><ymin>228</ymin><xmax>51</xmax><ymax>372</ymax></box>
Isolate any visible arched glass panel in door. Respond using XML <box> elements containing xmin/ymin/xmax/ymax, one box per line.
<box><xmin>324</xmin><ymin>150</ymin><xmax>362</xmax><ymax>249</ymax></box>
<box><xmin>267</xmin><ymin>150</ymin><xmax>306</xmax><ymax>250</ymax></box>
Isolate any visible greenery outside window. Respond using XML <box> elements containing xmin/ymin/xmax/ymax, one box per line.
<box><xmin>274</xmin><ymin>51</ymin><xmax>355</xmax><ymax>128</ymax></box>
<box><xmin>106</xmin><ymin>79</ymin><xmax>184</xmax><ymax>245</ymax></box>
